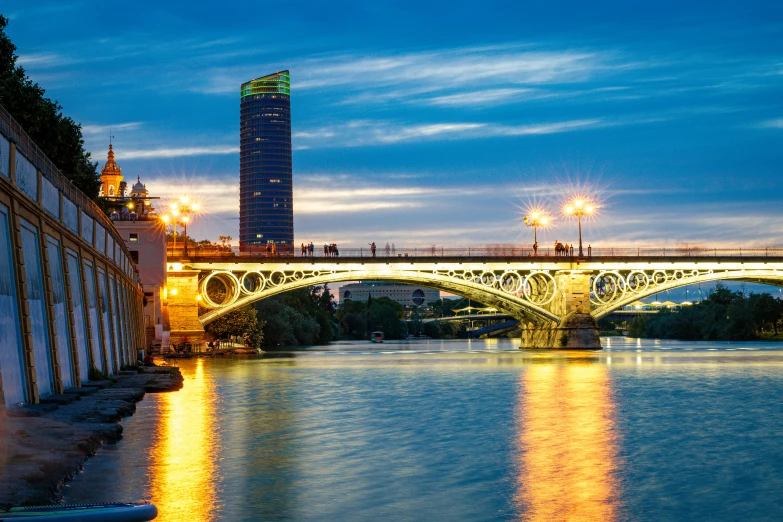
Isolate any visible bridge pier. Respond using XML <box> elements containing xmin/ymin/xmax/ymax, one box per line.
<box><xmin>520</xmin><ymin>270</ymin><xmax>601</xmax><ymax>350</ymax></box>
<box><xmin>166</xmin><ymin>267</ymin><xmax>205</xmax><ymax>346</ymax></box>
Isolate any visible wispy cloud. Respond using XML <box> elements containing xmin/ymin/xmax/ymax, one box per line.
<box><xmin>116</xmin><ymin>145</ymin><xmax>239</xmax><ymax>160</ymax></box>
<box><xmin>758</xmin><ymin>118</ymin><xmax>783</xmax><ymax>129</ymax></box>
<box><xmin>81</xmin><ymin>121</ymin><xmax>144</xmax><ymax>136</ymax></box>
<box><xmin>293</xmin><ymin>118</ymin><xmax>614</xmax><ymax>148</ymax></box>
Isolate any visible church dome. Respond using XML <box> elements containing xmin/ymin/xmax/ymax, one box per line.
<box><xmin>130</xmin><ymin>176</ymin><xmax>148</xmax><ymax>197</ymax></box>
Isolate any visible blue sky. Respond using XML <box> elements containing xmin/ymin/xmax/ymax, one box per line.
<box><xmin>4</xmin><ymin>0</ymin><xmax>783</xmax><ymax>249</ymax></box>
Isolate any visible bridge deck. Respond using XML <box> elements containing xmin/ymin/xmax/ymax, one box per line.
<box><xmin>176</xmin><ymin>254</ymin><xmax>783</xmax><ymax>266</ymax></box>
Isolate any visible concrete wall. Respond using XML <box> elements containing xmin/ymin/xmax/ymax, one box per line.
<box><xmin>0</xmin><ymin>106</ymin><xmax>145</xmax><ymax>406</ymax></box>
<box><xmin>113</xmin><ymin>220</ymin><xmax>166</xmax><ymax>331</ymax></box>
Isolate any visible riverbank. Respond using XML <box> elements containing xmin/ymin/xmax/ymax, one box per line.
<box><xmin>0</xmin><ymin>367</ymin><xmax>183</xmax><ymax>508</ymax></box>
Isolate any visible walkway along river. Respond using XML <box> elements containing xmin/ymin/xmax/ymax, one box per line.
<box><xmin>61</xmin><ymin>338</ymin><xmax>783</xmax><ymax>521</ymax></box>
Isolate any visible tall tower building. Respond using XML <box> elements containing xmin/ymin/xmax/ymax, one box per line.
<box><xmin>99</xmin><ymin>144</ymin><xmax>123</xmax><ymax>197</ymax></box>
<box><xmin>239</xmin><ymin>70</ymin><xmax>293</xmax><ymax>250</ymax></box>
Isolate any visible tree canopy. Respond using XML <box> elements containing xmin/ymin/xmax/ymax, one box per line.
<box><xmin>0</xmin><ymin>16</ymin><xmax>101</xmax><ymax>198</ymax></box>
<box><xmin>629</xmin><ymin>284</ymin><xmax>783</xmax><ymax>340</ymax></box>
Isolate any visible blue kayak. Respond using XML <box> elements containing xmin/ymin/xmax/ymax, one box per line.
<box><xmin>0</xmin><ymin>502</ymin><xmax>157</xmax><ymax>521</ymax></box>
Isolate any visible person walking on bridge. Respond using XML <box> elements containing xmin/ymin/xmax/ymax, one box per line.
<box><xmin>370</xmin><ymin>242</ymin><xmax>377</xmax><ymax>257</ymax></box>
<box><xmin>385</xmin><ymin>242</ymin><xmax>391</xmax><ymax>256</ymax></box>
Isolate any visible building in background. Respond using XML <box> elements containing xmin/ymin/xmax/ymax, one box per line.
<box><xmin>99</xmin><ymin>145</ymin><xmax>168</xmax><ymax>349</ymax></box>
<box><xmin>239</xmin><ymin>70</ymin><xmax>293</xmax><ymax>251</ymax></box>
<box><xmin>339</xmin><ymin>282</ymin><xmax>440</xmax><ymax>307</ymax></box>
<box><xmin>98</xmin><ymin>143</ymin><xmax>123</xmax><ymax>196</ymax></box>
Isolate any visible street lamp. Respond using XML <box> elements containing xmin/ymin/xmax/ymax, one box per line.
<box><xmin>162</xmin><ymin>196</ymin><xmax>201</xmax><ymax>258</ymax></box>
<box><xmin>564</xmin><ymin>198</ymin><xmax>595</xmax><ymax>258</ymax></box>
<box><xmin>523</xmin><ymin>210</ymin><xmax>549</xmax><ymax>255</ymax></box>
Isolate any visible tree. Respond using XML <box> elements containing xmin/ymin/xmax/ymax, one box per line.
<box><xmin>0</xmin><ymin>16</ymin><xmax>101</xmax><ymax>198</ymax></box>
<box><xmin>205</xmin><ymin>306</ymin><xmax>265</xmax><ymax>348</ymax></box>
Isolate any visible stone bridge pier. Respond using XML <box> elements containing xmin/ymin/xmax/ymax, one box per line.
<box><xmin>520</xmin><ymin>270</ymin><xmax>600</xmax><ymax>350</ymax></box>
<box><xmin>166</xmin><ymin>267</ymin><xmax>206</xmax><ymax>346</ymax></box>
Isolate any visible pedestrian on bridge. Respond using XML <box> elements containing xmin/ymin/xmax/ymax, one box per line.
<box><xmin>309</xmin><ymin>242</ymin><xmax>315</xmax><ymax>256</ymax></box>
<box><xmin>385</xmin><ymin>242</ymin><xmax>391</xmax><ymax>256</ymax></box>
<box><xmin>324</xmin><ymin>244</ymin><xmax>329</xmax><ymax>257</ymax></box>
<box><xmin>370</xmin><ymin>242</ymin><xmax>377</xmax><ymax>257</ymax></box>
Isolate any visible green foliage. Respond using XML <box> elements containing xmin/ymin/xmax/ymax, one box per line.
<box><xmin>427</xmin><ymin>297</ymin><xmax>468</xmax><ymax>318</ymax></box>
<box><xmin>205</xmin><ymin>306</ymin><xmax>265</xmax><ymax>348</ymax></box>
<box><xmin>255</xmin><ymin>285</ymin><xmax>337</xmax><ymax>346</ymax></box>
<box><xmin>420</xmin><ymin>320</ymin><xmax>469</xmax><ymax>339</ymax></box>
<box><xmin>336</xmin><ymin>294</ymin><xmax>407</xmax><ymax>340</ymax></box>
<box><xmin>632</xmin><ymin>284</ymin><xmax>783</xmax><ymax>341</ymax></box>
<box><xmin>0</xmin><ymin>16</ymin><xmax>101</xmax><ymax>198</ymax></box>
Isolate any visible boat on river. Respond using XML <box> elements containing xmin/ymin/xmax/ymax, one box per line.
<box><xmin>370</xmin><ymin>331</ymin><xmax>384</xmax><ymax>343</ymax></box>
<box><xmin>0</xmin><ymin>502</ymin><xmax>157</xmax><ymax>521</ymax></box>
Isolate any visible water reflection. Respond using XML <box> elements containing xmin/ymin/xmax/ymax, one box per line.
<box><xmin>150</xmin><ymin>359</ymin><xmax>219</xmax><ymax>521</ymax></box>
<box><xmin>517</xmin><ymin>361</ymin><xmax>621</xmax><ymax>521</ymax></box>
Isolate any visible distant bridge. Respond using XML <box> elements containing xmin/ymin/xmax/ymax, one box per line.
<box><xmin>166</xmin><ymin>249</ymin><xmax>783</xmax><ymax>349</ymax></box>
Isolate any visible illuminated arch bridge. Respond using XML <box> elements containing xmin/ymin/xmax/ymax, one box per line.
<box><xmin>165</xmin><ymin>249</ymin><xmax>783</xmax><ymax>349</ymax></box>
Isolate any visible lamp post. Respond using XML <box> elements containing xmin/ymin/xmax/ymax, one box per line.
<box><xmin>523</xmin><ymin>211</ymin><xmax>549</xmax><ymax>254</ymax></box>
<box><xmin>564</xmin><ymin>198</ymin><xmax>594</xmax><ymax>258</ymax></box>
<box><xmin>162</xmin><ymin>195</ymin><xmax>200</xmax><ymax>259</ymax></box>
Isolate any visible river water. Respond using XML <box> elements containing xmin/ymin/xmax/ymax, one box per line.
<box><xmin>62</xmin><ymin>338</ymin><xmax>783</xmax><ymax>521</ymax></box>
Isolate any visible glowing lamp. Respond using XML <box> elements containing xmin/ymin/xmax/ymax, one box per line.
<box><xmin>192</xmin><ymin>203</ymin><xmax>200</xmax><ymax>211</ymax></box>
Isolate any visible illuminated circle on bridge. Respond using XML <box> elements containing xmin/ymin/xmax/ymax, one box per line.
<box><xmin>268</xmin><ymin>270</ymin><xmax>287</xmax><ymax>286</ymax></box>
<box><xmin>652</xmin><ymin>270</ymin><xmax>668</xmax><ymax>285</ymax></box>
<box><xmin>462</xmin><ymin>270</ymin><xmax>475</xmax><ymax>281</ymax></box>
<box><xmin>626</xmin><ymin>271</ymin><xmax>650</xmax><ymax>292</ymax></box>
<box><xmin>292</xmin><ymin>270</ymin><xmax>306</xmax><ymax>281</ymax></box>
<box><xmin>591</xmin><ymin>271</ymin><xmax>627</xmax><ymax>305</ymax></box>
<box><xmin>500</xmin><ymin>271</ymin><xmax>524</xmax><ymax>294</ymax></box>
<box><xmin>523</xmin><ymin>271</ymin><xmax>556</xmax><ymax>305</ymax></box>
<box><xmin>480</xmin><ymin>271</ymin><xmax>497</xmax><ymax>287</ymax></box>
<box><xmin>239</xmin><ymin>271</ymin><xmax>266</xmax><ymax>295</ymax></box>
<box><xmin>200</xmin><ymin>270</ymin><xmax>242</xmax><ymax>309</ymax></box>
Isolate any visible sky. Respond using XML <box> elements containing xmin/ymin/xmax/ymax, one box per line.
<box><xmin>4</xmin><ymin>0</ymin><xmax>783</xmax><ymax>251</ymax></box>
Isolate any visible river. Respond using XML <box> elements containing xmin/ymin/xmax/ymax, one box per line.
<box><xmin>62</xmin><ymin>338</ymin><xmax>783</xmax><ymax>521</ymax></box>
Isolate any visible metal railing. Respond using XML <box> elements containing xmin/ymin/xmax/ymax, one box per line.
<box><xmin>0</xmin><ymin>104</ymin><xmax>140</xmax><ymax>281</ymax></box>
<box><xmin>169</xmin><ymin>244</ymin><xmax>783</xmax><ymax>260</ymax></box>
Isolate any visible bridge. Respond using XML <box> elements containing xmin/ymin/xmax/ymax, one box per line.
<box><xmin>166</xmin><ymin>249</ymin><xmax>783</xmax><ymax>350</ymax></box>
<box><xmin>0</xmin><ymin>105</ymin><xmax>144</xmax><ymax>407</ymax></box>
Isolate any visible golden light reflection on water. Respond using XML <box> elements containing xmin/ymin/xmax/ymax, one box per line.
<box><xmin>517</xmin><ymin>362</ymin><xmax>621</xmax><ymax>521</ymax></box>
<box><xmin>150</xmin><ymin>359</ymin><xmax>218</xmax><ymax>521</ymax></box>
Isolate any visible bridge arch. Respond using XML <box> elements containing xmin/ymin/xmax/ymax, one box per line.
<box><xmin>590</xmin><ymin>269</ymin><xmax>783</xmax><ymax>319</ymax></box>
<box><xmin>197</xmin><ymin>268</ymin><xmax>561</xmax><ymax>326</ymax></box>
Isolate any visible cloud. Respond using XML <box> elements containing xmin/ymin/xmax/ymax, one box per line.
<box><xmin>190</xmin><ymin>43</ymin><xmax>619</xmax><ymax>98</ymax></box>
<box><xmin>758</xmin><ymin>118</ymin><xmax>783</xmax><ymax>129</ymax></box>
<box><xmin>81</xmin><ymin>121</ymin><xmax>144</xmax><ymax>136</ymax></box>
<box><xmin>15</xmin><ymin>53</ymin><xmax>66</xmax><ymax>67</ymax></box>
<box><xmin>115</xmin><ymin>145</ymin><xmax>239</xmax><ymax>160</ymax></box>
<box><xmin>423</xmin><ymin>88</ymin><xmax>537</xmax><ymax>107</ymax></box>
<box><xmin>293</xmin><ymin>118</ymin><xmax>608</xmax><ymax>148</ymax></box>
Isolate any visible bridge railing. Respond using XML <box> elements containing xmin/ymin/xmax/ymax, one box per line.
<box><xmin>170</xmin><ymin>244</ymin><xmax>783</xmax><ymax>260</ymax></box>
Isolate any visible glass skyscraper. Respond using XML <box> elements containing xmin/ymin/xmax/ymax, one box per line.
<box><xmin>239</xmin><ymin>70</ymin><xmax>293</xmax><ymax>251</ymax></box>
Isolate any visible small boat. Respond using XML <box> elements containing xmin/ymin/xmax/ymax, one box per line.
<box><xmin>370</xmin><ymin>331</ymin><xmax>384</xmax><ymax>343</ymax></box>
<box><xmin>0</xmin><ymin>501</ymin><xmax>157</xmax><ymax>521</ymax></box>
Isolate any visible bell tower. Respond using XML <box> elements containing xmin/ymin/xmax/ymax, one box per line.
<box><xmin>99</xmin><ymin>143</ymin><xmax>123</xmax><ymax>197</ymax></box>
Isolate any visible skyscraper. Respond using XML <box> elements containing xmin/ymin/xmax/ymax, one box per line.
<box><xmin>239</xmin><ymin>70</ymin><xmax>293</xmax><ymax>251</ymax></box>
